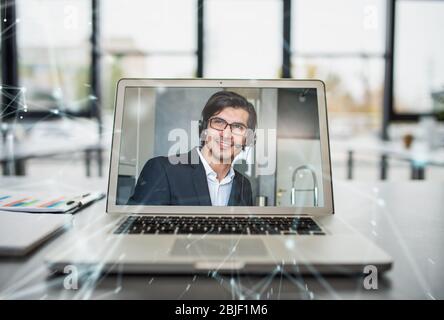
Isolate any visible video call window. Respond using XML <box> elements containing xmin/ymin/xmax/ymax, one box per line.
<box><xmin>116</xmin><ymin>87</ymin><xmax>325</xmax><ymax>208</ymax></box>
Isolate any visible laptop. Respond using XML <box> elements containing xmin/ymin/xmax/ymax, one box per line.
<box><xmin>46</xmin><ymin>79</ymin><xmax>392</xmax><ymax>275</ymax></box>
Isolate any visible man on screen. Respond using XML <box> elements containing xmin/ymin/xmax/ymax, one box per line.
<box><xmin>127</xmin><ymin>91</ymin><xmax>256</xmax><ymax>206</ymax></box>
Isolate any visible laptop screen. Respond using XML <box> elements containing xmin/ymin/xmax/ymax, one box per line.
<box><xmin>113</xmin><ymin>84</ymin><xmax>331</xmax><ymax>210</ymax></box>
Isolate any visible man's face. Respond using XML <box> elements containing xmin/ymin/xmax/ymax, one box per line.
<box><xmin>204</xmin><ymin>107</ymin><xmax>249</xmax><ymax>164</ymax></box>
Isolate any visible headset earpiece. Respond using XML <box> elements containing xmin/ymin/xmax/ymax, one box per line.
<box><xmin>198</xmin><ymin>119</ymin><xmax>204</xmax><ymax>136</ymax></box>
<box><xmin>245</xmin><ymin>129</ymin><xmax>256</xmax><ymax>147</ymax></box>
<box><xmin>240</xmin><ymin>129</ymin><xmax>256</xmax><ymax>151</ymax></box>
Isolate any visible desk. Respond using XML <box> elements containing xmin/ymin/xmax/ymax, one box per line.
<box><xmin>0</xmin><ymin>177</ymin><xmax>443</xmax><ymax>299</ymax></box>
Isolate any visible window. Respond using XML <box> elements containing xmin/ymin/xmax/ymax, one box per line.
<box><xmin>205</xmin><ymin>0</ymin><xmax>282</xmax><ymax>78</ymax></box>
<box><xmin>291</xmin><ymin>0</ymin><xmax>386</xmax><ymax>133</ymax></box>
<box><xmin>394</xmin><ymin>0</ymin><xmax>444</xmax><ymax>115</ymax></box>
<box><xmin>17</xmin><ymin>0</ymin><xmax>91</xmax><ymax>116</ymax></box>
<box><xmin>101</xmin><ymin>0</ymin><xmax>197</xmax><ymax>111</ymax></box>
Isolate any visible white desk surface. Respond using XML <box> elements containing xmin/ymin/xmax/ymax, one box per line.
<box><xmin>0</xmin><ymin>177</ymin><xmax>443</xmax><ymax>300</ymax></box>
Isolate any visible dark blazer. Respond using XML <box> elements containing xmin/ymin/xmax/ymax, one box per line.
<box><xmin>127</xmin><ymin>148</ymin><xmax>253</xmax><ymax>206</ymax></box>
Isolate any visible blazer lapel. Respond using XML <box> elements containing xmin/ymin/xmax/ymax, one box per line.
<box><xmin>228</xmin><ymin>173</ymin><xmax>241</xmax><ymax>206</ymax></box>
<box><xmin>189</xmin><ymin>149</ymin><xmax>212</xmax><ymax>206</ymax></box>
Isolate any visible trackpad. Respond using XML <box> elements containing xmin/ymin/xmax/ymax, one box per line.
<box><xmin>170</xmin><ymin>239</ymin><xmax>268</xmax><ymax>257</ymax></box>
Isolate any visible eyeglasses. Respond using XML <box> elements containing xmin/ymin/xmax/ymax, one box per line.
<box><xmin>208</xmin><ymin>117</ymin><xmax>248</xmax><ymax>136</ymax></box>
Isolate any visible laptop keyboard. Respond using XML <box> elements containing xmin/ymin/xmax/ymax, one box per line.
<box><xmin>114</xmin><ymin>216</ymin><xmax>325</xmax><ymax>236</ymax></box>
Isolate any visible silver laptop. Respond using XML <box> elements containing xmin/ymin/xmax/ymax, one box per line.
<box><xmin>46</xmin><ymin>79</ymin><xmax>392</xmax><ymax>275</ymax></box>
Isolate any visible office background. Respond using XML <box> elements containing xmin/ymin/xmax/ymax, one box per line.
<box><xmin>1</xmin><ymin>0</ymin><xmax>443</xmax><ymax>183</ymax></box>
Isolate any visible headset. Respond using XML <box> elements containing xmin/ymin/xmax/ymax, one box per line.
<box><xmin>198</xmin><ymin>117</ymin><xmax>256</xmax><ymax>151</ymax></box>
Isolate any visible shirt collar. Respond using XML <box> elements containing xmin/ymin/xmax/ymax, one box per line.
<box><xmin>196</xmin><ymin>148</ymin><xmax>235</xmax><ymax>184</ymax></box>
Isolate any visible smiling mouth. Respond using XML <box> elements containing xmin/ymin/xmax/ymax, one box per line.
<box><xmin>215</xmin><ymin>138</ymin><xmax>233</xmax><ymax>150</ymax></box>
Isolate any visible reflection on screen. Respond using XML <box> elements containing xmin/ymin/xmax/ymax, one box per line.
<box><xmin>116</xmin><ymin>87</ymin><xmax>324</xmax><ymax>207</ymax></box>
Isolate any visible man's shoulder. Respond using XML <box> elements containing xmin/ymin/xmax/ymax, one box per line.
<box><xmin>144</xmin><ymin>155</ymin><xmax>169</xmax><ymax>167</ymax></box>
<box><xmin>166</xmin><ymin>150</ymin><xmax>199</xmax><ymax>166</ymax></box>
<box><xmin>144</xmin><ymin>150</ymin><xmax>198</xmax><ymax>169</ymax></box>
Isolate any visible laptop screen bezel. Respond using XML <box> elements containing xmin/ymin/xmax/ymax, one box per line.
<box><xmin>106</xmin><ymin>79</ymin><xmax>334</xmax><ymax>216</ymax></box>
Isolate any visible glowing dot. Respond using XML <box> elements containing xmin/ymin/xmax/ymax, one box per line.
<box><xmin>285</xmin><ymin>239</ymin><xmax>295</xmax><ymax>249</ymax></box>
<box><xmin>3</xmin><ymin>19</ymin><xmax>7</xmax><ymax>22</ymax></box>
<box><xmin>157</xmin><ymin>86</ymin><xmax>166</xmax><ymax>94</ymax></box>
<box><xmin>20</xmin><ymin>116</ymin><xmax>23</xmax><ymax>119</ymax></box>
<box><xmin>377</xmin><ymin>199</ymin><xmax>385</xmax><ymax>207</ymax></box>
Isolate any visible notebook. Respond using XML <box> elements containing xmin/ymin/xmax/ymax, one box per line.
<box><xmin>0</xmin><ymin>212</ymin><xmax>71</xmax><ymax>256</ymax></box>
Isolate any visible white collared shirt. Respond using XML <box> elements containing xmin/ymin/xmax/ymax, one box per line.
<box><xmin>197</xmin><ymin>148</ymin><xmax>235</xmax><ymax>206</ymax></box>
